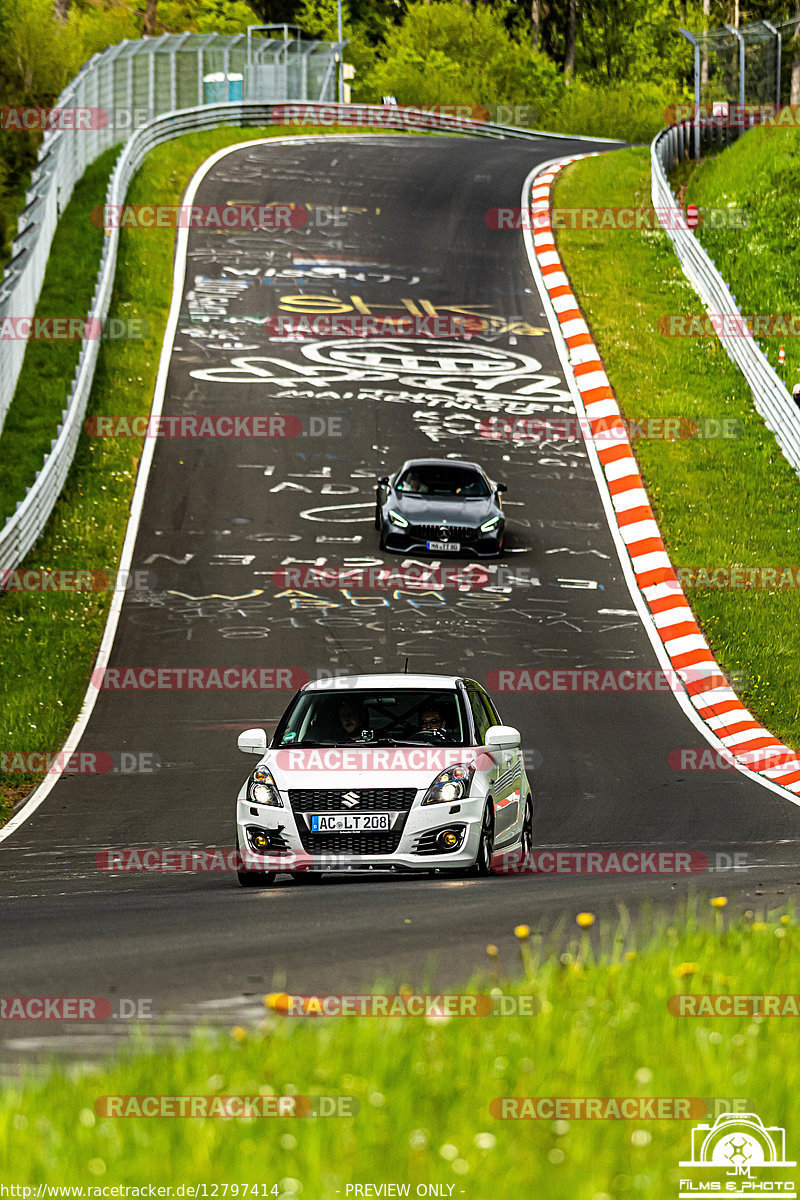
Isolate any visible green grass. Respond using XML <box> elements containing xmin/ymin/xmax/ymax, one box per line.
<box><xmin>686</xmin><ymin>124</ymin><xmax>800</xmax><ymax>390</ymax></box>
<box><xmin>0</xmin><ymin>902</ymin><xmax>796</xmax><ymax>1192</ymax></box>
<box><xmin>0</xmin><ymin>124</ymin><xmax>403</xmax><ymax>824</ymax></box>
<box><xmin>0</xmin><ymin>148</ymin><xmax>112</xmax><ymax>526</ymax></box>
<box><xmin>553</xmin><ymin>148</ymin><xmax>800</xmax><ymax>747</ymax></box>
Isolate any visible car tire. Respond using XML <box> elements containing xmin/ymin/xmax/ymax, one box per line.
<box><xmin>520</xmin><ymin>794</ymin><xmax>533</xmax><ymax>863</ymax></box>
<box><xmin>236</xmin><ymin>831</ymin><xmax>276</xmax><ymax>888</ymax></box>
<box><xmin>470</xmin><ymin>801</ymin><xmax>495</xmax><ymax>877</ymax></box>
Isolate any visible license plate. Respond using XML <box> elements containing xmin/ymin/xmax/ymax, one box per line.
<box><xmin>310</xmin><ymin>812</ymin><xmax>391</xmax><ymax>832</ymax></box>
<box><xmin>426</xmin><ymin>540</ymin><xmax>461</xmax><ymax>552</ymax></box>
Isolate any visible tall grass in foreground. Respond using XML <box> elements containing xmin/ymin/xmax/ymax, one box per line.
<box><xmin>0</xmin><ymin>902</ymin><xmax>796</xmax><ymax>1193</ymax></box>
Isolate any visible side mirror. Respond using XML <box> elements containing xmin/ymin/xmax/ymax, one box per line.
<box><xmin>485</xmin><ymin>724</ymin><xmax>520</xmax><ymax>750</ymax></box>
<box><xmin>238</xmin><ymin>728</ymin><xmax>268</xmax><ymax>755</ymax></box>
<box><xmin>377</xmin><ymin>476</ymin><xmax>390</xmax><ymax>487</ymax></box>
<box><xmin>496</xmin><ymin>482</ymin><xmax>508</xmax><ymax>493</ymax></box>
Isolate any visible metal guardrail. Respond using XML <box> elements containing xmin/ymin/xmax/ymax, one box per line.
<box><xmin>0</xmin><ymin>33</ymin><xmax>345</xmax><ymax>435</ymax></box>
<box><xmin>0</xmin><ymin>100</ymin><xmax>620</xmax><ymax>574</ymax></box>
<box><xmin>651</xmin><ymin>124</ymin><xmax>800</xmax><ymax>477</ymax></box>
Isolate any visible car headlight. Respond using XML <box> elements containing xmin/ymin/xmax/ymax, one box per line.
<box><xmin>388</xmin><ymin>509</ymin><xmax>409</xmax><ymax>528</ymax></box>
<box><xmin>421</xmin><ymin>764</ymin><xmax>474</xmax><ymax>805</ymax></box>
<box><xmin>248</xmin><ymin>765</ymin><xmax>283</xmax><ymax>807</ymax></box>
<box><xmin>480</xmin><ymin>515</ymin><xmax>501</xmax><ymax>533</ymax></box>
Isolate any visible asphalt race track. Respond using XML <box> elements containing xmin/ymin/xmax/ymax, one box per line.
<box><xmin>2</xmin><ymin>134</ymin><xmax>799</xmax><ymax>1064</ymax></box>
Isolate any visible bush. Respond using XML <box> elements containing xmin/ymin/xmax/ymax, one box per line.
<box><xmin>550</xmin><ymin>79</ymin><xmax>683</xmax><ymax>142</ymax></box>
<box><xmin>361</xmin><ymin>0</ymin><xmax>564</xmax><ymax>112</ymax></box>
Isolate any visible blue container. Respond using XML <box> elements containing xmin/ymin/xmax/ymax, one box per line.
<box><xmin>203</xmin><ymin>73</ymin><xmax>226</xmax><ymax>104</ymax></box>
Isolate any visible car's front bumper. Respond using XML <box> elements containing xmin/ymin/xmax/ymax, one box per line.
<box><xmin>235</xmin><ymin>793</ymin><xmax>485</xmax><ymax>873</ymax></box>
<box><xmin>381</xmin><ymin>528</ymin><xmax>503</xmax><ymax>557</ymax></box>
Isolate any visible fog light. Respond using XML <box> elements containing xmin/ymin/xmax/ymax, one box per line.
<box><xmin>252</xmin><ymin>832</ymin><xmax>269</xmax><ymax>850</ymax></box>
<box><xmin>438</xmin><ymin>829</ymin><xmax>460</xmax><ymax>849</ymax></box>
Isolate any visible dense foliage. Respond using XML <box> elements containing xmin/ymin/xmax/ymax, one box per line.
<box><xmin>0</xmin><ymin>0</ymin><xmax>788</xmax><ymax>253</ymax></box>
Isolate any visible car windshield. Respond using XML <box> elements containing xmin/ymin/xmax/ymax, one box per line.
<box><xmin>396</xmin><ymin>466</ymin><xmax>490</xmax><ymax>498</ymax></box>
<box><xmin>273</xmin><ymin>689</ymin><xmax>469</xmax><ymax>747</ymax></box>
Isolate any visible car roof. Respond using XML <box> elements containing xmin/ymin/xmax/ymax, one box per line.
<box><xmin>303</xmin><ymin>673</ymin><xmax>466</xmax><ymax>692</ymax></box>
<box><xmin>397</xmin><ymin>459</ymin><xmax>487</xmax><ymax>473</ymax></box>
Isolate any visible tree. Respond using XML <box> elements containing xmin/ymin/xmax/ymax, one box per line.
<box><xmin>792</xmin><ymin>0</ymin><xmax>800</xmax><ymax>106</ymax></box>
<box><xmin>142</xmin><ymin>0</ymin><xmax>158</xmax><ymax>36</ymax></box>
<box><xmin>364</xmin><ymin>1</ymin><xmax>563</xmax><ymax>112</ymax></box>
<box><xmin>564</xmin><ymin>0</ymin><xmax>576</xmax><ymax>77</ymax></box>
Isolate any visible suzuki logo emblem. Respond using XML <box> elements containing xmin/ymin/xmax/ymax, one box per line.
<box><xmin>341</xmin><ymin>792</ymin><xmax>360</xmax><ymax>808</ymax></box>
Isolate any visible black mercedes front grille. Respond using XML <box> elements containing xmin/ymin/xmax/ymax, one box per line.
<box><xmin>288</xmin><ymin>788</ymin><xmax>417</xmax><ymax>813</ymax></box>
<box><xmin>296</xmin><ymin>830</ymin><xmax>403</xmax><ymax>855</ymax></box>
<box><xmin>408</xmin><ymin>524</ymin><xmax>477</xmax><ymax>543</ymax></box>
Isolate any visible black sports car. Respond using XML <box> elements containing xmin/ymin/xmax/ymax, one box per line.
<box><xmin>374</xmin><ymin>458</ymin><xmax>507</xmax><ymax>556</ymax></box>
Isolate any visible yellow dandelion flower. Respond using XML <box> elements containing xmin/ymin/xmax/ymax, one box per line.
<box><xmin>514</xmin><ymin>924</ymin><xmax>530</xmax><ymax>939</ymax></box>
<box><xmin>576</xmin><ymin>912</ymin><xmax>595</xmax><ymax>928</ymax></box>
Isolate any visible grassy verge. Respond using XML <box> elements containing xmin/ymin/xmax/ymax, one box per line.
<box><xmin>554</xmin><ymin>148</ymin><xmax>800</xmax><ymax>747</ymax></box>
<box><xmin>0</xmin><ymin>149</ymin><xmax>112</xmax><ymax>526</ymax></box>
<box><xmin>0</xmin><ymin>901</ymin><xmax>795</xmax><ymax>1192</ymax></box>
<box><xmin>0</xmin><ymin>124</ymin><xmax>401</xmax><ymax>824</ymax></box>
<box><xmin>685</xmin><ymin>124</ymin><xmax>800</xmax><ymax>390</ymax></box>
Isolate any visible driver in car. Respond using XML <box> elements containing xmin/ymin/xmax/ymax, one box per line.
<box><xmin>419</xmin><ymin>706</ymin><xmax>447</xmax><ymax>735</ymax></box>
<box><xmin>398</xmin><ymin>471</ymin><xmax>428</xmax><ymax>494</ymax></box>
<box><xmin>337</xmin><ymin>700</ymin><xmax>371</xmax><ymax>742</ymax></box>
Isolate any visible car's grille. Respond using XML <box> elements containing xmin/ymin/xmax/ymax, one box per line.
<box><xmin>296</xmin><ymin>830</ymin><xmax>403</xmax><ymax>856</ymax></box>
<box><xmin>288</xmin><ymin>788</ymin><xmax>417</xmax><ymax>812</ymax></box>
<box><xmin>408</xmin><ymin>524</ymin><xmax>478</xmax><ymax>543</ymax></box>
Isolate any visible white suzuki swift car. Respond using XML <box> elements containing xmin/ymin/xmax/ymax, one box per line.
<box><xmin>234</xmin><ymin>673</ymin><xmax>533</xmax><ymax>885</ymax></box>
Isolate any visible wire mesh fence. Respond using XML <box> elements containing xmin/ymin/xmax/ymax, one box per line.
<box><xmin>0</xmin><ymin>31</ymin><xmax>345</xmax><ymax>435</ymax></box>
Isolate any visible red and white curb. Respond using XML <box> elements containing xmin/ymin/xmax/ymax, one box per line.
<box><xmin>524</xmin><ymin>155</ymin><xmax>800</xmax><ymax>797</ymax></box>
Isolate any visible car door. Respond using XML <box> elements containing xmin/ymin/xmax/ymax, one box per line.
<box><xmin>475</xmin><ymin>685</ymin><xmax>521</xmax><ymax>838</ymax></box>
